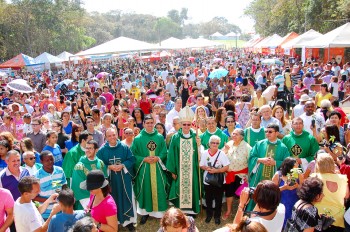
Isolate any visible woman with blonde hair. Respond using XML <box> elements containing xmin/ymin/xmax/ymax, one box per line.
<box><xmin>272</xmin><ymin>105</ymin><xmax>291</xmax><ymax>135</ymax></box>
<box><xmin>192</xmin><ymin>105</ymin><xmax>208</xmax><ymax>130</ymax></box>
<box><xmin>311</xmin><ymin>153</ymin><xmax>349</xmax><ymax>231</ymax></box>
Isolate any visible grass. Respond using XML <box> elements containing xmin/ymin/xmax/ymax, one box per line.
<box><xmin>117</xmin><ymin>200</ymin><xmax>240</xmax><ymax>231</ymax></box>
<box><xmin>212</xmin><ymin>40</ymin><xmax>247</xmax><ymax>49</ymax></box>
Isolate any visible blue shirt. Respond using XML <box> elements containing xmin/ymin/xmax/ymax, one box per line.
<box><xmin>260</xmin><ymin>117</ymin><xmax>284</xmax><ymax>135</ymax></box>
<box><xmin>42</xmin><ymin>144</ymin><xmax>63</xmax><ymax>167</ymax></box>
<box><xmin>47</xmin><ymin>211</ymin><xmax>85</xmax><ymax>232</ymax></box>
<box><xmin>0</xmin><ymin>159</ymin><xmax>7</xmax><ymax>172</ymax></box>
<box><xmin>63</xmin><ymin>121</ymin><xmax>73</xmax><ymax>135</ymax></box>
<box><xmin>35</xmin><ymin>166</ymin><xmax>67</xmax><ymax>219</ymax></box>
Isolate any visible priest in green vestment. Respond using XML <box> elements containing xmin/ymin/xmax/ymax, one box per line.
<box><xmin>71</xmin><ymin>140</ymin><xmax>107</xmax><ymax>210</ymax></box>
<box><xmin>247</xmin><ymin>123</ymin><xmax>290</xmax><ymax>210</ymax></box>
<box><xmin>167</xmin><ymin>106</ymin><xmax>201</xmax><ymax>215</ymax></box>
<box><xmin>62</xmin><ymin>132</ymin><xmax>93</xmax><ymax>187</ymax></box>
<box><xmin>131</xmin><ymin>116</ymin><xmax>168</xmax><ymax>225</ymax></box>
<box><xmin>282</xmin><ymin>117</ymin><xmax>319</xmax><ymax>171</ymax></box>
<box><xmin>244</xmin><ymin>113</ymin><xmax>265</xmax><ymax>147</ymax></box>
<box><xmin>96</xmin><ymin>128</ymin><xmax>136</xmax><ymax>230</ymax></box>
<box><xmin>200</xmin><ymin>117</ymin><xmax>228</xmax><ymax>150</ymax></box>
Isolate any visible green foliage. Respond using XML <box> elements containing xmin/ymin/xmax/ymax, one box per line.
<box><xmin>245</xmin><ymin>0</ymin><xmax>350</xmax><ymax>36</ymax></box>
<box><xmin>0</xmin><ymin>3</ymin><xmax>242</xmax><ymax>59</ymax></box>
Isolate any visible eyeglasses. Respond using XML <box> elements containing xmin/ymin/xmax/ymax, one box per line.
<box><xmin>265</xmin><ymin>130</ymin><xmax>276</xmax><ymax>134</ymax></box>
<box><xmin>182</xmin><ymin>123</ymin><xmax>191</xmax><ymax>126</ymax></box>
<box><xmin>26</xmin><ymin>157</ymin><xmax>36</xmax><ymax>160</ymax></box>
<box><xmin>210</xmin><ymin>142</ymin><xmax>220</xmax><ymax>145</ymax></box>
<box><xmin>226</xmin><ymin>121</ymin><xmax>234</xmax><ymax>123</ymax></box>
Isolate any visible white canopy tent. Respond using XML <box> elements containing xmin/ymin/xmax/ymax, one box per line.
<box><xmin>211</xmin><ymin>32</ymin><xmax>223</xmax><ymax>37</ymax></box>
<box><xmin>160</xmin><ymin>37</ymin><xmax>223</xmax><ymax>49</ymax></box>
<box><xmin>254</xmin><ymin>36</ymin><xmax>272</xmax><ymax>49</ymax></box>
<box><xmin>282</xmin><ymin>29</ymin><xmax>322</xmax><ymax>49</ymax></box>
<box><xmin>261</xmin><ymin>34</ymin><xmax>282</xmax><ymax>48</ymax></box>
<box><xmin>34</xmin><ymin>52</ymin><xmax>63</xmax><ymax>64</ymax></box>
<box><xmin>76</xmin><ymin>36</ymin><xmax>161</xmax><ymax>56</ymax></box>
<box><xmin>57</xmin><ymin>51</ymin><xmax>82</xmax><ymax>62</ymax></box>
<box><xmin>304</xmin><ymin>23</ymin><xmax>350</xmax><ymax>48</ymax></box>
<box><xmin>160</xmin><ymin>37</ymin><xmax>186</xmax><ymax>49</ymax></box>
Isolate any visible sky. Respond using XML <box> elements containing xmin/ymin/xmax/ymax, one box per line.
<box><xmin>82</xmin><ymin>0</ymin><xmax>255</xmax><ymax>33</ymax></box>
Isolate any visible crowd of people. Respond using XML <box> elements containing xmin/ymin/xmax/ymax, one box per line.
<box><xmin>0</xmin><ymin>49</ymin><xmax>350</xmax><ymax>232</ymax></box>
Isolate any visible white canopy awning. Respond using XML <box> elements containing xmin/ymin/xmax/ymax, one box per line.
<box><xmin>304</xmin><ymin>23</ymin><xmax>350</xmax><ymax>48</ymax></box>
<box><xmin>34</xmin><ymin>52</ymin><xmax>63</xmax><ymax>64</ymax></box>
<box><xmin>282</xmin><ymin>29</ymin><xmax>322</xmax><ymax>49</ymax></box>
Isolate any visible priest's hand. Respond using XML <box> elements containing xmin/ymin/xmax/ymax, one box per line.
<box><xmin>109</xmin><ymin>164</ymin><xmax>124</xmax><ymax>172</ymax></box>
<box><xmin>172</xmin><ymin>173</ymin><xmax>177</xmax><ymax>180</ymax></box>
<box><xmin>196</xmin><ymin>137</ymin><xmax>201</xmax><ymax>147</ymax></box>
<box><xmin>149</xmin><ymin>156</ymin><xmax>159</xmax><ymax>163</ymax></box>
<box><xmin>266</xmin><ymin>158</ymin><xmax>276</xmax><ymax>166</ymax></box>
<box><xmin>257</xmin><ymin>158</ymin><xmax>270</xmax><ymax>165</ymax></box>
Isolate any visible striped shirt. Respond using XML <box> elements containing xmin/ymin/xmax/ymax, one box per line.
<box><xmin>35</xmin><ymin>166</ymin><xmax>67</xmax><ymax>219</ymax></box>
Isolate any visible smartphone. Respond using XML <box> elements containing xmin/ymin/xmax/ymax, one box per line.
<box><xmin>344</xmin><ymin>123</ymin><xmax>348</xmax><ymax>131</ymax></box>
<box><xmin>311</xmin><ymin>119</ymin><xmax>316</xmax><ymax>128</ymax></box>
<box><xmin>207</xmin><ymin>162</ymin><xmax>212</xmax><ymax>167</ymax></box>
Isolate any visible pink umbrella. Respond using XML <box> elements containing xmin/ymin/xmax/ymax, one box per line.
<box><xmin>213</xmin><ymin>58</ymin><xmax>223</xmax><ymax>62</ymax></box>
<box><xmin>96</xmin><ymin>72</ymin><xmax>109</xmax><ymax>79</ymax></box>
<box><xmin>188</xmin><ymin>57</ymin><xmax>195</xmax><ymax>61</ymax></box>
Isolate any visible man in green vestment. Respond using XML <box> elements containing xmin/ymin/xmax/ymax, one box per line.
<box><xmin>96</xmin><ymin>128</ymin><xmax>136</xmax><ymax>231</ymax></box>
<box><xmin>200</xmin><ymin>117</ymin><xmax>228</xmax><ymax>150</ymax></box>
<box><xmin>244</xmin><ymin>113</ymin><xmax>265</xmax><ymax>147</ymax></box>
<box><xmin>71</xmin><ymin>140</ymin><xmax>106</xmax><ymax>210</ymax></box>
<box><xmin>282</xmin><ymin>117</ymin><xmax>319</xmax><ymax>171</ymax></box>
<box><xmin>167</xmin><ymin>106</ymin><xmax>201</xmax><ymax>215</ymax></box>
<box><xmin>247</xmin><ymin>123</ymin><xmax>290</xmax><ymax>210</ymax></box>
<box><xmin>62</xmin><ymin>131</ymin><xmax>93</xmax><ymax>187</ymax></box>
<box><xmin>131</xmin><ymin>116</ymin><xmax>168</xmax><ymax>225</ymax></box>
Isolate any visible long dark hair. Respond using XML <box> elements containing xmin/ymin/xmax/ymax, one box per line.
<box><xmin>132</xmin><ymin>108</ymin><xmax>145</xmax><ymax>121</ymax></box>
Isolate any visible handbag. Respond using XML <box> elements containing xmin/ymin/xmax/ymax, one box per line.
<box><xmin>283</xmin><ymin>202</ymin><xmax>308</xmax><ymax>232</ymax></box>
<box><xmin>205</xmin><ymin>151</ymin><xmax>225</xmax><ymax>188</ymax></box>
<box><xmin>319</xmin><ymin>214</ymin><xmax>335</xmax><ymax>230</ymax></box>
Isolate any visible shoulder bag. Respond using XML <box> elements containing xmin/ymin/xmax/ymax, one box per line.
<box><xmin>205</xmin><ymin>151</ymin><xmax>225</xmax><ymax>188</ymax></box>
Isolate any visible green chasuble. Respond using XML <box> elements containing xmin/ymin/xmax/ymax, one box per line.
<box><xmin>97</xmin><ymin>141</ymin><xmax>136</xmax><ymax>226</ymax></box>
<box><xmin>244</xmin><ymin>127</ymin><xmax>266</xmax><ymax>148</ymax></box>
<box><xmin>248</xmin><ymin>139</ymin><xmax>290</xmax><ymax>187</ymax></box>
<box><xmin>71</xmin><ymin>155</ymin><xmax>106</xmax><ymax>210</ymax></box>
<box><xmin>282</xmin><ymin>130</ymin><xmax>319</xmax><ymax>163</ymax></box>
<box><xmin>200</xmin><ymin>128</ymin><xmax>228</xmax><ymax>150</ymax></box>
<box><xmin>166</xmin><ymin>129</ymin><xmax>200</xmax><ymax>214</ymax></box>
<box><xmin>247</xmin><ymin>139</ymin><xmax>290</xmax><ymax>210</ymax></box>
<box><xmin>131</xmin><ymin>129</ymin><xmax>168</xmax><ymax>213</ymax></box>
<box><xmin>62</xmin><ymin>144</ymin><xmax>86</xmax><ymax>187</ymax></box>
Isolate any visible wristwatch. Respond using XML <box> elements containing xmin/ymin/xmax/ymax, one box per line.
<box><xmin>96</xmin><ymin>222</ymin><xmax>101</xmax><ymax>229</ymax></box>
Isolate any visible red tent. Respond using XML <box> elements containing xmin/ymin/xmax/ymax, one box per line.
<box><xmin>0</xmin><ymin>53</ymin><xmax>38</xmax><ymax>69</ymax></box>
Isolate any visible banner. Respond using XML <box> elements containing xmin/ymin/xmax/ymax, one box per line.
<box><xmin>90</xmin><ymin>55</ymin><xmax>113</xmax><ymax>62</ymax></box>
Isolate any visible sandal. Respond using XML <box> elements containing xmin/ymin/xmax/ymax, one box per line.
<box><xmin>221</xmin><ymin>212</ymin><xmax>230</xmax><ymax>220</ymax></box>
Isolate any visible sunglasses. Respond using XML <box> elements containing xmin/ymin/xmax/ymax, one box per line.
<box><xmin>182</xmin><ymin>123</ymin><xmax>191</xmax><ymax>126</ymax></box>
<box><xmin>27</xmin><ymin>157</ymin><xmax>36</xmax><ymax>160</ymax></box>
<box><xmin>210</xmin><ymin>142</ymin><xmax>219</xmax><ymax>145</ymax></box>
<box><xmin>265</xmin><ymin>130</ymin><xmax>276</xmax><ymax>134</ymax></box>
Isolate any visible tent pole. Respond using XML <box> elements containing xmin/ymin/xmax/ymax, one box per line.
<box><xmin>328</xmin><ymin>45</ymin><xmax>330</xmax><ymax>62</ymax></box>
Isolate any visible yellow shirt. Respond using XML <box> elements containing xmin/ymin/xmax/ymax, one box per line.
<box><xmin>315</xmin><ymin>92</ymin><xmax>332</xmax><ymax>107</ymax></box>
<box><xmin>130</xmin><ymin>87</ymin><xmax>140</xmax><ymax>100</ymax></box>
<box><xmin>311</xmin><ymin>173</ymin><xmax>347</xmax><ymax>228</ymax></box>
<box><xmin>253</xmin><ymin>96</ymin><xmax>266</xmax><ymax>108</ymax></box>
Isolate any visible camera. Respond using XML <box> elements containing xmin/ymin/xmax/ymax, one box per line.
<box><xmin>248</xmin><ymin>187</ymin><xmax>255</xmax><ymax>198</ymax></box>
<box><xmin>338</xmin><ymin>155</ymin><xmax>345</xmax><ymax>161</ymax></box>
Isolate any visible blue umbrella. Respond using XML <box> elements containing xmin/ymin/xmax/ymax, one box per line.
<box><xmin>55</xmin><ymin>79</ymin><xmax>73</xmax><ymax>92</ymax></box>
<box><xmin>208</xmin><ymin>69</ymin><xmax>229</xmax><ymax>79</ymax></box>
<box><xmin>261</xmin><ymin>58</ymin><xmax>283</xmax><ymax>66</ymax></box>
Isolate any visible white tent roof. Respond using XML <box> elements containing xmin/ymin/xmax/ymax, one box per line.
<box><xmin>226</xmin><ymin>32</ymin><xmax>237</xmax><ymax>37</ymax></box>
<box><xmin>57</xmin><ymin>51</ymin><xmax>82</xmax><ymax>61</ymax></box>
<box><xmin>282</xmin><ymin>29</ymin><xmax>323</xmax><ymax>49</ymax></box>
<box><xmin>262</xmin><ymin>34</ymin><xmax>283</xmax><ymax>48</ymax></box>
<box><xmin>160</xmin><ymin>37</ymin><xmax>185</xmax><ymax>49</ymax></box>
<box><xmin>34</xmin><ymin>52</ymin><xmax>63</xmax><ymax>64</ymax></box>
<box><xmin>254</xmin><ymin>36</ymin><xmax>272</xmax><ymax>48</ymax></box>
<box><xmin>304</xmin><ymin>23</ymin><xmax>350</xmax><ymax>48</ymax></box>
<box><xmin>77</xmin><ymin>36</ymin><xmax>161</xmax><ymax>56</ymax></box>
<box><xmin>160</xmin><ymin>37</ymin><xmax>223</xmax><ymax>49</ymax></box>
<box><xmin>211</xmin><ymin>32</ymin><xmax>223</xmax><ymax>37</ymax></box>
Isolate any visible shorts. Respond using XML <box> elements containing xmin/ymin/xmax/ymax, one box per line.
<box><xmin>224</xmin><ymin>176</ymin><xmax>242</xmax><ymax>198</ymax></box>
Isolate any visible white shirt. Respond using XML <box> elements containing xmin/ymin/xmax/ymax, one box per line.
<box><xmin>123</xmin><ymin>81</ymin><xmax>132</xmax><ymax>91</ymax></box>
<box><xmin>300</xmin><ymin>113</ymin><xmax>325</xmax><ymax>135</ymax></box>
<box><xmin>199</xmin><ymin>150</ymin><xmax>230</xmax><ymax>185</ymax></box>
<box><xmin>24</xmin><ymin>104</ymin><xmax>34</xmax><ymax>114</ymax></box>
<box><xmin>166</xmin><ymin>83</ymin><xmax>176</xmax><ymax>97</ymax></box>
<box><xmin>250</xmin><ymin>204</ymin><xmax>285</xmax><ymax>232</ymax></box>
<box><xmin>293</xmin><ymin>104</ymin><xmax>305</xmax><ymax>118</ymax></box>
<box><xmin>14</xmin><ymin>198</ymin><xmax>44</xmax><ymax>232</ymax></box>
<box><xmin>165</xmin><ymin>108</ymin><xmax>180</xmax><ymax>126</ymax></box>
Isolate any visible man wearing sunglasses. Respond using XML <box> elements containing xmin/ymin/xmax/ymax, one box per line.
<box><xmin>22</xmin><ymin>151</ymin><xmax>42</xmax><ymax>176</ymax></box>
<box><xmin>167</xmin><ymin>106</ymin><xmax>201</xmax><ymax>217</ymax></box>
<box><xmin>247</xmin><ymin>123</ymin><xmax>290</xmax><ymax>210</ymax></box>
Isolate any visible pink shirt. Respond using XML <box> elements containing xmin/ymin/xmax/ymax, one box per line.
<box><xmin>88</xmin><ymin>194</ymin><xmax>117</xmax><ymax>225</ymax></box>
<box><xmin>0</xmin><ymin>188</ymin><xmax>14</xmax><ymax>232</ymax></box>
